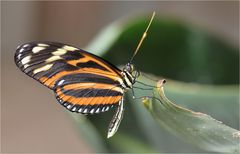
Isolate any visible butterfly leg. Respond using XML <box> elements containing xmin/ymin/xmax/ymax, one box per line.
<box><xmin>131</xmin><ymin>86</ymin><xmax>162</xmax><ymax>104</ymax></box>
<box><xmin>131</xmin><ymin>88</ymin><xmax>136</xmax><ymax>99</ymax></box>
<box><xmin>133</xmin><ymin>95</ymin><xmax>162</xmax><ymax>104</ymax></box>
<box><xmin>107</xmin><ymin>96</ymin><xmax>124</xmax><ymax>138</ymax></box>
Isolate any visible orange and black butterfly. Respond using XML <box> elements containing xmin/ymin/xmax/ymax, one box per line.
<box><xmin>14</xmin><ymin>12</ymin><xmax>155</xmax><ymax>138</ymax></box>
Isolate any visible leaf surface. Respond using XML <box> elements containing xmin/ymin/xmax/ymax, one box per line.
<box><xmin>143</xmin><ymin>80</ymin><xmax>240</xmax><ymax>153</ymax></box>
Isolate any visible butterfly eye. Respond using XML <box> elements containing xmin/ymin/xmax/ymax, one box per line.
<box><xmin>124</xmin><ymin>63</ymin><xmax>135</xmax><ymax>73</ymax></box>
<box><xmin>127</xmin><ymin>65</ymin><xmax>132</xmax><ymax>72</ymax></box>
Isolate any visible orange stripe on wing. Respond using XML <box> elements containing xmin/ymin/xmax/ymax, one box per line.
<box><xmin>56</xmin><ymin>87</ymin><xmax>122</xmax><ymax>105</ymax></box>
<box><xmin>67</xmin><ymin>54</ymin><xmax>121</xmax><ymax>74</ymax></box>
<box><xmin>39</xmin><ymin>68</ymin><xmax>122</xmax><ymax>88</ymax></box>
<box><xmin>63</xmin><ymin>83</ymin><xmax>123</xmax><ymax>93</ymax></box>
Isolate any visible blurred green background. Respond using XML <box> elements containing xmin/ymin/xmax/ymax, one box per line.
<box><xmin>2</xmin><ymin>1</ymin><xmax>239</xmax><ymax>153</ymax></box>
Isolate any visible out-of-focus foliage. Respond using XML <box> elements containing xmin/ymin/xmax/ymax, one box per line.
<box><xmin>70</xmin><ymin>14</ymin><xmax>239</xmax><ymax>153</ymax></box>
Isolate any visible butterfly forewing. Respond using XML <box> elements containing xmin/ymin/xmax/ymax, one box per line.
<box><xmin>15</xmin><ymin>42</ymin><xmax>124</xmax><ymax>114</ymax></box>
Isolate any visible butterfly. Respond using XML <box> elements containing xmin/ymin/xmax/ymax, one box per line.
<box><xmin>14</xmin><ymin>12</ymin><xmax>155</xmax><ymax>138</ymax></box>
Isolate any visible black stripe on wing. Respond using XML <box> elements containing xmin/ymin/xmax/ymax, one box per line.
<box><xmin>54</xmin><ymin>73</ymin><xmax>120</xmax><ymax>88</ymax></box>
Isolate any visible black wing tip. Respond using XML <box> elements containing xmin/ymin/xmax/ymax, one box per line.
<box><xmin>14</xmin><ymin>41</ymin><xmax>53</xmax><ymax>66</ymax></box>
<box><xmin>14</xmin><ymin>43</ymin><xmax>27</xmax><ymax>67</ymax></box>
<box><xmin>15</xmin><ymin>42</ymin><xmax>35</xmax><ymax>63</ymax></box>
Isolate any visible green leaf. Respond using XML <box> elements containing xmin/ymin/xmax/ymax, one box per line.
<box><xmin>70</xmin><ymin>113</ymin><xmax>108</xmax><ymax>152</ymax></box>
<box><xmin>143</xmin><ymin>79</ymin><xmax>240</xmax><ymax>153</ymax></box>
<box><xmin>108</xmin><ymin>133</ymin><xmax>158</xmax><ymax>153</ymax></box>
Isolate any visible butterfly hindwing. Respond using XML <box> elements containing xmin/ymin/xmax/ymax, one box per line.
<box><xmin>54</xmin><ymin>70</ymin><xmax>124</xmax><ymax>114</ymax></box>
<box><xmin>15</xmin><ymin>41</ymin><xmax>124</xmax><ymax>114</ymax></box>
<box><xmin>55</xmin><ymin>82</ymin><xmax>123</xmax><ymax>114</ymax></box>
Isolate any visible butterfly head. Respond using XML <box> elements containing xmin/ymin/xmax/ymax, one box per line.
<box><xmin>124</xmin><ymin>63</ymin><xmax>134</xmax><ymax>73</ymax></box>
<box><xmin>122</xmin><ymin>63</ymin><xmax>140</xmax><ymax>86</ymax></box>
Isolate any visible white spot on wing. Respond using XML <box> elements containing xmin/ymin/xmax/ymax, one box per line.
<box><xmin>78</xmin><ymin>108</ymin><xmax>83</xmax><ymax>113</ymax></box>
<box><xmin>32</xmin><ymin>46</ymin><xmax>46</xmax><ymax>53</ymax></box>
<box><xmin>19</xmin><ymin>48</ymin><xmax>25</xmax><ymax>54</ymax></box>
<box><xmin>67</xmin><ymin>104</ymin><xmax>72</xmax><ymax>109</ymax></box>
<box><xmin>17</xmin><ymin>53</ymin><xmax>22</xmax><ymax>59</ymax></box>
<box><xmin>23</xmin><ymin>44</ymin><xmax>29</xmax><ymax>48</ymax></box>
<box><xmin>45</xmin><ymin>55</ymin><xmax>62</xmax><ymax>62</ymax></box>
<box><xmin>21</xmin><ymin>55</ymin><xmax>31</xmax><ymax>65</ymax></box>
<box><xmin>95</xmin><ymin>108</ymin><xmax>100</xmax><ymax>113</ymax></box>
<box><xmin>58</xmin><ymin>99</ymin><xmax>63</xmax><ymax>104</ymax></box>
<box><xmin>38</xmin><ymin>43</ymin><xmax>49</xmax><ymax>47</ymax></box>
<box><xmin>63</xmin><ymin>45</ymin><xmax>78</xmax><ymax>51</ymax></box>
<box><xmin>90</xmin><ymin>109</ymin><xmax>95</xmax><ymax>114</ymax></box>
<box><xmin>57</xmin><ymin>79</ymin><xmax>65</xmax><ymax>86</ymax></box>
<box><xmin>102</xmin><ymin>107</ymin><xmax>105</xmax><ymax>112</ymax></box>
<box><xmin>52</xmin><ymin>48</ymin><xmax>67</xmax><ymax>56</ymax></box>
<box><xmin>105</xmin><ymin>106</ymin><xmax>109</xmax><ymax>111</ymax></box>
<box><xmin>72</xmin><ymin>107</ymin><xmax>77</xmax><ymax>111</ymax></box>
<box><xmin>23</xmin><ymin>64</ymin><xmax>29</xmax><ymax>69</ymax></box>
<box><xmin>17</xmin><ymin>45</ymin><xmax>21</xmax><ymax>50</ymax></box>
<box><xmin>33</xmin><ymin>64</ymin><xmax>53</xmax><ymax>74</ymax></box>
<box><xmin>83</xmin><ymin>108</ymin><xmax>88</xmax><ymax>113</ymax></box>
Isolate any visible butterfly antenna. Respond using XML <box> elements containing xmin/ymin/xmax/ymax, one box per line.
<box><xmin>129</xmin><ymin>11</ymin><xmax>155</xmax><ymax>63</ymax></box>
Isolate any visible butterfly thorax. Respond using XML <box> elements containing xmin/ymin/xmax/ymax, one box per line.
<box><xmin>121</xmin><ymin>63</ymin><xmax>139</xmax><ymax>90</ymax></box>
